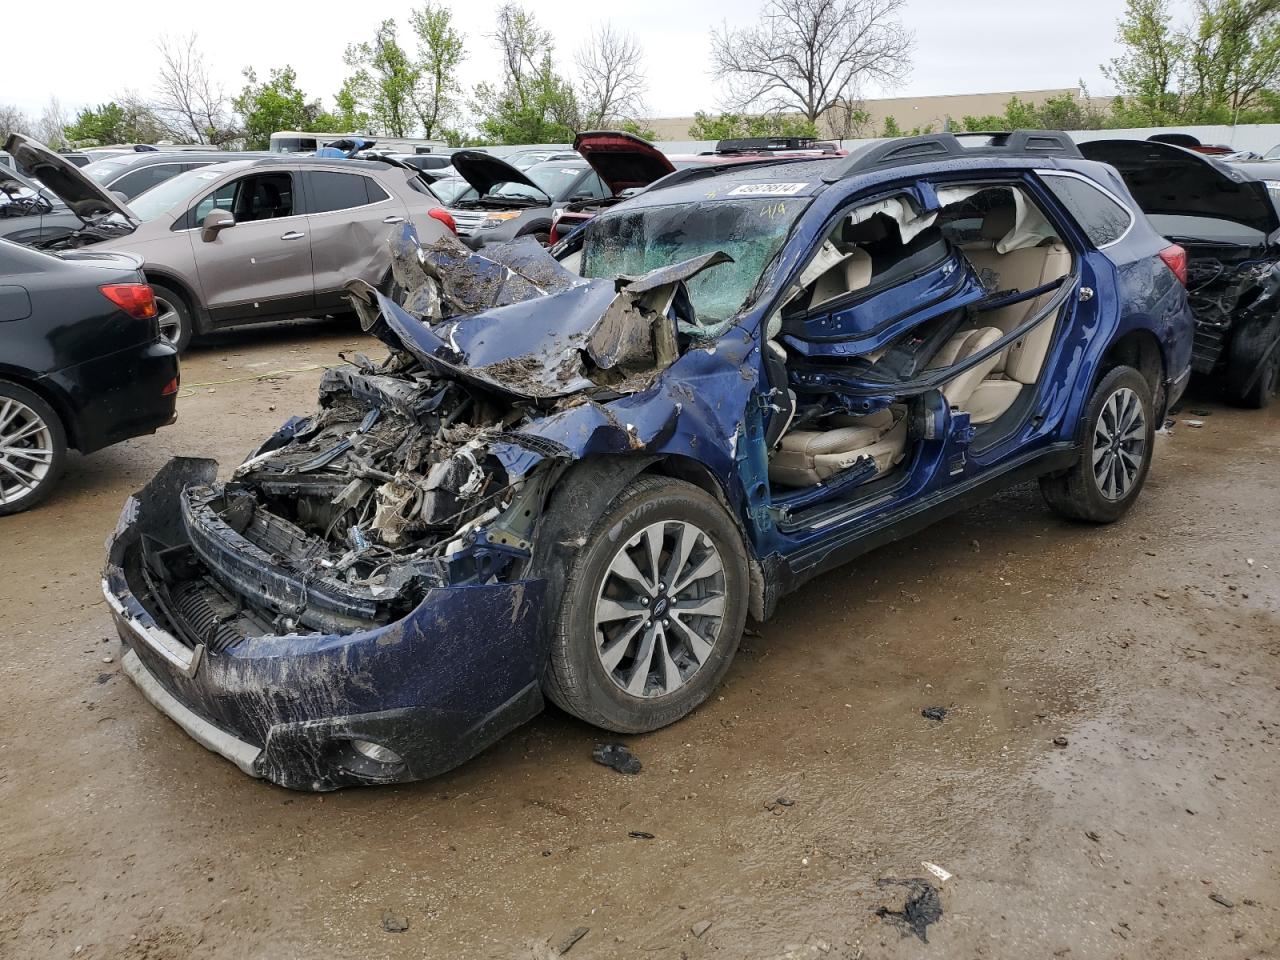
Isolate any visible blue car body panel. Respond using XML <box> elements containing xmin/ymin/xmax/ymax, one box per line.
<box><xmin>105</xmin><ymin>142</ymin><xmax>1196</xmax><ymax>789</ymax></box>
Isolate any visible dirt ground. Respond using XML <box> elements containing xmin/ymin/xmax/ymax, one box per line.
<box><xmin>1</xmin><ymin>319</ymin><xmax>1277</xmax><ymax>960</ymax></box>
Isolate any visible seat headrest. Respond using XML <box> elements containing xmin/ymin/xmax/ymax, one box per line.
<box><xmin>841</xmin><ymin>212</ymin><xmax>896</xmax><ymax>246</ymax></box>
<box><xmin>980</xmin><ymin>204</ymin><xmax>1016</xmax><ymax>240</ymax></box>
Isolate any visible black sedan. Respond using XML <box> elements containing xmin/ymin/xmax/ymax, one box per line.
<box><xmin>0</xmin><ymin>239</ymin><xmax>180</xmax><ymax>514</ymax></box>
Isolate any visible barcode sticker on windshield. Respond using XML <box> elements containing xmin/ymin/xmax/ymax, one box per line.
<box><xmin>727</xmin><ymin>182</ymin><xmax>809</xmax><ymax>197</ymax></box>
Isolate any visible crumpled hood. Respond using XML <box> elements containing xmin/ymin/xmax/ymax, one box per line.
<box><xmin>4</xmin><ymin>133</ymin><xmax>136</xmax><ymax>224</ymax></box>
<box><xmin>1081</xmin><ymin>138</ymin><xmax>1280</xmax><ymax>237</ymax></box>
<box><xmin>448</xmin><ymin>149</ymin><xmax>548</xmax><ymax>200</ymax></box>
<box><xmin>573</xmin><ymin>131</ymin><xmax>675</xmax><ymax>195</ymax></box>
<box><xmin>346</xmin><ymin>229</ymin><xmax>733</xmax><ymax>400</ymax></box>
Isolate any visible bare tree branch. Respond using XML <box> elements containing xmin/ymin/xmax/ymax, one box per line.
<box><xmin>710</xmin><ymin>0</ymin><xmax>913</xmax><ymax>125</ymax></box>
<box><xmin>0</xmin><ymin>103</ymin><xmax>33</xmax><ymax>141</ymax></box>
<box><xmin>575</xmin><ymin>23</ymin><xmax>648</xmax><ymax>129</ymax></box>
<box><xmin>153</xmin><ymin>33</ymin><xmax>235</xmax><ymax>144</ymax></box>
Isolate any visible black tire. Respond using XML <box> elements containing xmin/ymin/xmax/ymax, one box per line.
<box><xmin>149</xmin><ymin>282</ymin><xmax>194</xmax><ymax>354</ymax></box>
<box><xmin>543</xmin><ymin>475</ymin><xmax>749</xmax><ymax>734</ymax></box>
<box><xmin>1224</xmin><ymin>319</ymin><xmax>1280</xmax><ymax>409</ymax></box>
<box><xmin>1040</xmin><ymin>365</ymin><xmax>1155</xmax><ymax>523</ymax></box>
<box><xmin>0</xmin><ymin>380</ymin><xmax>68</xmax><ymax>516</ymax></box>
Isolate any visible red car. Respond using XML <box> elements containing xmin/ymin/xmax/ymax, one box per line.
<box><xmin>548</xmin><ymin>132</ymin><xmax>844</xmax><ymax>243</ymax></box>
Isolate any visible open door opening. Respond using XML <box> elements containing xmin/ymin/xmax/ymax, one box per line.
<box><xmin>763</xmin><ymin>182</ymin><xmax>1075</xmax><ymax>515</ymax></box>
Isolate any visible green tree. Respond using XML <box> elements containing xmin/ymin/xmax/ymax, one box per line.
<box><xmin>473</xmin><ymin>4</ymin><xmax>579</xmax><ymax>143</ymax></box>
<box><xmin>1184</xmin><ymin>0</ymin><xmax>1280</xmax><ymax>122</ymax></box>
<box><xmin>880</xmin><ymin>116</ymin><xmax>902</xmax><ymax>137</ymax></box>
<box><xmin>409</xmin><ymin>2</ymin><xmax>466</xmax><ymax>139</ymax></box>
<box><xmin>343</xmin><ymin>20</ymin><xmax>419</xmax><ymax>137</ymax></box>
<box><xmin>618</xmin><ymin>118</ymin><xmax>658</xmax><ymax>140</ymax></box>
<box><xmin>233</xmin><ymin>67</ymin><xmax>326</xmax><ymax>150</ymax></box>
<box><xmin>687</xmin><ymin>110</ymin><xmax>819</xmax><ymax>140</ymax></box>
<box><xmin>1101</xmin><ymin>0</ymin><xmax>1185</xmax><ymax>124</ymax></box>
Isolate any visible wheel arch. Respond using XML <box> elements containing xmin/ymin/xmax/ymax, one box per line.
<box><xmin>1098</xmin><ymin>328</ymin><xmax>1166</xmax><ymax>414</ymax></box>
<box><xmin>0</xmin><ymin>368</ymin><xmax>80</xmax><ymax>451</ymax></box>
<box><xmin>143</xmin><ymin>270</ymin><xmax>205</xmax><ymax>333</ymax></box>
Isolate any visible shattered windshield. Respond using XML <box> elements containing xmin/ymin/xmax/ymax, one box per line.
<box><xmin>581</xmin><ymin>198</ymin><xmax>810</xmax><ymax>323</ymax></box>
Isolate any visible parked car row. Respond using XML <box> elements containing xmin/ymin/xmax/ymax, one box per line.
<box><xmin>3</xmin><ymin>135</ymin><xmax>454</xmax><ymax>351</ymax></box>
<box><xmin>99</xmin><ymin>130</ymin><xmax>1211</xmax><ymax>790</ymax></box>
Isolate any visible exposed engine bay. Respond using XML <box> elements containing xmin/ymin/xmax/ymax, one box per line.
<box><xmin>130</xmin><ymin>229</ymin><xmax>734</xmax><ymax>648</ymax></box>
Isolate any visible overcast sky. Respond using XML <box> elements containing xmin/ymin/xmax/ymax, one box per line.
<box><xmin>2</xmin><ymin>0</ymin><xmax>1131</xmax><ymax>122</ymax></box>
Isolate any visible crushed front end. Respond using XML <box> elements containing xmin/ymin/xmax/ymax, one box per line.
<box><xmin>105</xmin><ymin>229</ymin><xmax>743</xmax><ymax>789</ymax></box>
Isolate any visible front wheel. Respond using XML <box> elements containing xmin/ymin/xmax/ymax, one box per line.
<box><xmin>1040</xmin><ymin>365</ymin><xmax>1155</xmax><ymax>523</ymax></box>
<box><xmin>543</xmin><ymin>476</ymin><xmax>749</xmax><ymax>734</ymax></box>
<box><xmin>149</xmin><ymin>282</ymin><xmax>194</xmax><ymax>354</ymax></box>
<box><xmin>0</xmin><ymin>380</ymin><xmax>68</xmax><ymax>516</ymax></box>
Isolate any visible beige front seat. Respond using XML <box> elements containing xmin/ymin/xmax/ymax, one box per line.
<box><xmin>769</xmin><ymin>408</ymin><xmax>907</xmax><ymax>488</ymax></box>
<box><xmin>957</xmin><ymin>206</ymin><xmax>1072</xmax><ymax>423</ymax></box>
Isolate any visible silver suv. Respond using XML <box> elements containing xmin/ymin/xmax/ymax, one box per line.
<box><xmin>4</xmin><ymin>135</ymin><xmax>454</xmax><ymax>351</ymax></box>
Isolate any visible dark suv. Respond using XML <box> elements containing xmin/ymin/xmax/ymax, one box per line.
<box><xmin>105</xmin><ymin>131</ymin><xmax>1195</xmax><ymax>790</ymax></box>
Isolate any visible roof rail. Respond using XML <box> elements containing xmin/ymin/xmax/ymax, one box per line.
<box><xmin>822</xmin><ymin>129</ymin><xmax>1081</xmax><ymax>182</ymax></box>
<box><xmin>715</xmin><ymin>136</ymin><xmax>840</xmax><ymax>154</ymax></box>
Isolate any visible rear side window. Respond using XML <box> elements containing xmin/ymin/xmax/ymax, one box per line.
<box><xmin>306</xmin><ymin>171</ymin><xmax>384</xmax><ymax>213</ymax></box>
<box><xmin>111</xmin><ymin>163</ymin><xmax>188</xmax><ymax>200</ymax></box>
<box><xmin>1042</xmin><ymin>174</ymin><xmax>1133</xmax><ymax>247</ymax></box>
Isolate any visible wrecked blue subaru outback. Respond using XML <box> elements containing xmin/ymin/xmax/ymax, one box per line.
<box><xmin>104</xmin><ymin>132</ymin><xmax>1195</xmax><ymax>790</ymax></box>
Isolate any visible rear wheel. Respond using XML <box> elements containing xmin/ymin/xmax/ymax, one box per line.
<box><xmin>1224</xmin><ymin>319</ymin><xmax>1280</xmax><ymax>409</ymax></box>
<box><xmin>1041</xmin><ymin>365</ymin><xmax>1154</xmax><ymax>523</ymax></box>
<box><xmin>0</xmin><ymin>380</ymin><xmax>67</xmax><ymax>516</ymax></box>
<box><xmin>150</xmin><ymin>282</ymin><xmax>194</xmax><ymax>354</ymax></box>
<box><xmin>544</xmin><ymin>476</ymin><xmax>749</xmax><ymax>734</ymax></box>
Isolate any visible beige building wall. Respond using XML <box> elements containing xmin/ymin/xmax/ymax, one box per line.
<box><xmin>645</xmin><ymin>88</ymin><xmax>1096</xmax><ymax>140</ymax></box>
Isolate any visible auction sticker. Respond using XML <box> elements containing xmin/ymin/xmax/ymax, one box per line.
<box><xmin>727</xmin><ymin>182</ymin><xmax>809</xmax><ymax>197</ymax></box>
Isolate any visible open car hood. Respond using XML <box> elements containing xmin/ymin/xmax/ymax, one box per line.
<box><xmin>573</xmin><ymin>131</ymin><xmax>675</xmax><ymax>195</ymax></box>
<box><xmin>3</xmin><ymin>134</ymin><xmax>136</xmax><ymax>224</ymax></box>
<box><xmin>1080</xmin><ymin>138</ymin><xmax>1280</xmax><ymax>237</ymax></box>
<box><xmin>448</xmin><ymin>150</ymin><xmax>549</xmax><ymax>200</ymax></box>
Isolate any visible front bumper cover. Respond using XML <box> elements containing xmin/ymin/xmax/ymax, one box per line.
<box><xmin>105</xmin><ymin>457</ymin><xmax>546</xmax><ymax>791</ymax></box>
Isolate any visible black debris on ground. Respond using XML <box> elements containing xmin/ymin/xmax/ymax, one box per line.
<box><xmin>921</xmin><ymin>706</ymin><xmax>948</xmax><ymax>722</ymax></box>
<box><xmin>875</xmin><ymin>878</ymin><xmax>943</xmax><ymax>943</ymax></box>
<box><xmin>1210</xmin><ymin>893</ymin><xmax>1235</xmax><ymax>908</ymax></box>
<box><xmin>628</xmin><ymin>831</ymin><xmax>655</xmax><ymax>840</ymax></box>
<box><xmin>381</xmin><ymin>913</ymin><xmax>409</xmax><ymax>933</ymax></box>
<box><xmin>592</xmin><ymin>742</ymin><xmax>642</xmax><ymax>775</ymax></box>
<box><xmin>1053</xmin><ymin>736</ymin><xmax>1070</xmax><ymax>747</ymax></box>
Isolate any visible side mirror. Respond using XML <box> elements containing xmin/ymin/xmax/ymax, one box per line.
<box><xmin>201</xmin><ymin>209</ymin><xmax>235</xmax><ymax>242</ymax></box>
<box><xmin>111</xmin><ymin>190</ymin><xmax>130</xmax><ymax>204</ymax></box>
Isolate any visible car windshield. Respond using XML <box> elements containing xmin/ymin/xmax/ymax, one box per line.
<box><xmin>84</xmin><ymin>160</ymin><xmax>132</xmax><ymax>184</ymax></box>
<box><xmin>491</xmin><ymin>164</ymin><xmax>584</xmax><ymax>202</ymax></box>
<box><xmin>127</xmin><ymin>166</ymin><xmax>226</xmax><ymax>222</ymax></box>
<box><xmin>433</xmin><ymin>178</ymin><xmax>476</xmax><ymax>205</ymax></box>
<box><xmin>581</xmin><ymin>197</ymin><xmax>811</xmax><ymax>323</ymax></box>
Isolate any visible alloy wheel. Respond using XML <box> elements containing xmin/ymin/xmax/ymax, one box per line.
<box><xmin>593</xmin><ymin>520</ymin><xmax>727</xmax><ymax>698</ymax></box>
<box><xmin>0</xmin><ymin>397</ymin><xmax>55</xmax><ymax>507</ymax></box>
<box><xmin>154</xmin><ymin>296</ymin><xmax>182</xmax><ymax>348</ymax></box>
<box><xmin>1092</xmin><ymin>386</ymin><xmax>1146</xmax><ymax>501</ymax></box>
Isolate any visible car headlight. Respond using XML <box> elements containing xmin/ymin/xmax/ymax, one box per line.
<box><xmin>479</xmin><ymin>211</ymin><xmax>522</xmax><ymax>229</ymax></box>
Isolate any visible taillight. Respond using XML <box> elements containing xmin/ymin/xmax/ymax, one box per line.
<box><xmin>161</xmin><ymin>376</ymin><xmax>179</xmax><ymax>396</ymax></box>
<box><xmin>1158</xmin><ymin>244</ymin><xmax>1187</xmax><ymax>285</ymax></box>
<box><xmin>100</xmin><ymin>283</ymin><xmax>157</xmax><ymax>319</ymax></box>
<box><xmin>427</xmin><ymin>207</ymin><xmax>457</xmax><ymax>234</ymax></box>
